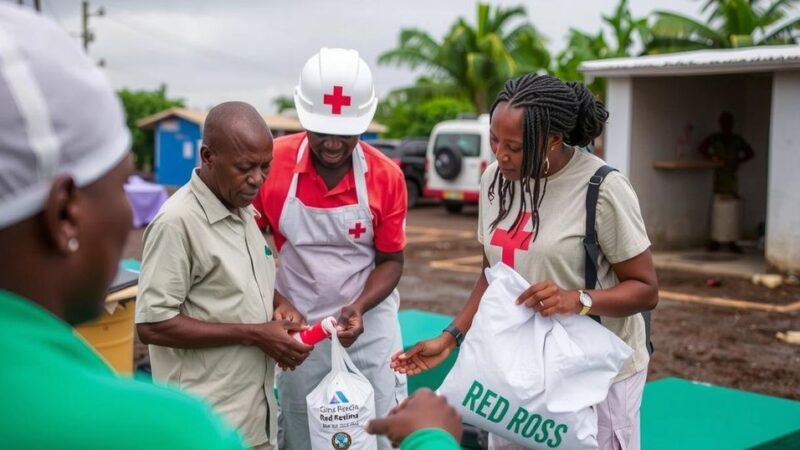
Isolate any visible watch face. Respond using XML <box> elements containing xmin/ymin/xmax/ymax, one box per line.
<box><xmin>580</xmin><ymin>291</ymin><xmax>593</xmax><ymax>307</ymax></box>
<box><xmin>445</xmin><ymin>325</ymin><xmax>463</xmax><ymax>345</ymax></box>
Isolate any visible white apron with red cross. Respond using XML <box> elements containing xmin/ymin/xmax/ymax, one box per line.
<box><xmin>275</xmin><ymin>138</ymin><xmax>406</xmax><ymax>450</ymax></box>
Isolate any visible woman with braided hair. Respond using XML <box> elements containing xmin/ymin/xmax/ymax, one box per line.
<box><xmin>392</xmin><ymin>74</ymin><xmax>658</xmax><ymax>450</ymax></box>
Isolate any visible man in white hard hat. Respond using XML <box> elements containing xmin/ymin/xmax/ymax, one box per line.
<box><xmin>0</xmin><ymin>4</ymin><xmax>247</xmax><ymax>448</ymax></box>
<box><xmin>253</xmin><ymin>47</ymin><xmax>408</xmax><ymax>449</ymax></box>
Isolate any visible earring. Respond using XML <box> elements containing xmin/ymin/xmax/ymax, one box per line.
<box><xmin>544</xmin><ymin>158</ymin><xmax>550</xmax><ymax>176</ymax></box>
<box><xmin>67</xmin><ymin>238</ymin><xmax>79</xmax><ymax>253</ymax></box>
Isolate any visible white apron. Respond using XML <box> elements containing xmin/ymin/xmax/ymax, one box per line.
<box><xmin>275</xmin><ymin>139</ymin><xmax>406</xmax><ymax>450</ymax></box>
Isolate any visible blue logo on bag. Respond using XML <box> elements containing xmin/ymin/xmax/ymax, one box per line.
<box><xmin>331</xmin><ymin>432</ymin><xmax>352</xmax><ymax>449</ymax></box>
<box><xmin>329</xmin><ymin>391</ymin><xmax>349</xmax><ymax>404</ymax></box>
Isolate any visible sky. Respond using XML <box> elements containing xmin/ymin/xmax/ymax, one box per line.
<box><xmin>27</xmin><ymin>0</ymin><xmax>700</xmax><ymax>113</ymax></box>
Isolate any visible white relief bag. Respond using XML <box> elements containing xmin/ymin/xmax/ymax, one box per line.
<box><xmin>437</xmin><ymin>263</ymin><xmax>633</xmax><ymax>449</ymax></box>
<box><xmin>306</xmin><ymin>322</ymin><xmax>378</xmax><ymax>450</ymax></box>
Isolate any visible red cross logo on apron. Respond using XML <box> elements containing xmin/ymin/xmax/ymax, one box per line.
<box><xmin>323</xmin><ymin>86</ymin><xmax>351</xmax><ymax>115</ymax></box>
<box><xmin>349</xmin><ymin>222</ymin><xmax>366</xmax><ymax>239</ymax></box>
<box><xmin>490</xmin><ymin>212</ymin><xmax>534</xmax><ymax>268</ymax></box>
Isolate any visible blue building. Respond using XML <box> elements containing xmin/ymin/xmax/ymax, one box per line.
<box><xmin>137</xmin><ymin>108</ymin><xmax>386</xmax><ymax>186</ymax></box>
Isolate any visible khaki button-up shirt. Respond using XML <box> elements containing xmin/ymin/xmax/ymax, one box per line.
<box><xmin>135</xmin><ymin>171</ymin><xmax>277</xmax><ymax>448</ymax></box>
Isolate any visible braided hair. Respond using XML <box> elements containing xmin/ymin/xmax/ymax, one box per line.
<box><xmin>487</xmin><ymin>74</ymin><xmax>609</xmax><ymax>240</ymax></box>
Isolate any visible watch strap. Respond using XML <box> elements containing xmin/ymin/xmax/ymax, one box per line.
<box><xmin>443</xmin><ymin>323</ymin><xmax>464</xmax><ymax>346</ymax></box>
<box><xmin>578</xmin><ymin>290</ymin><xmax>592</xmax><ymax>316</ymax></box>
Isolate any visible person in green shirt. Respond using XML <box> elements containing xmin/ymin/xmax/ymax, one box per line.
<box><xmin>0</xmin><ymin>4</ymin><xmax>246</xmax><ymax>449</ymax></box>
<box><xmin>697</xmin><ymin>111</ymin><xmax>755</xmax><ymax>253</ymax></box>
<box><xmin>698</xmin><ymin>112</ymin><xmax>754</xmax><ymax>200</ymax></box>
<box><xmin>0</xmin><ymin>291</ymin><xmax>246</xmax><ymax>450</ymax></box>
<box><xmin>367</xmin><ymin>388</ymin><xmax>463</xmax><ymax>450</ymax></box>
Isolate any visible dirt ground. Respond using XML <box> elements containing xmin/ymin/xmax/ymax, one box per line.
<box><xmin>125</xmin><ymin>201</ymin><xmax>800</xmax><ymax>400</ymax></box>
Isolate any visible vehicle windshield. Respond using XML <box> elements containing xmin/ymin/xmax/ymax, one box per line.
<box><xmin>433</xmin><ymin>133</ymin><xmax>481</xmax><ymax>157</ymax></box>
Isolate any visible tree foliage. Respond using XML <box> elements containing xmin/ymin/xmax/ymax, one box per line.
<box><xmin>553</xmin><ymin>0</ymin><xmax>648</xmax><ymax>98</ymax></box>
<box><xmin>118</xmin><ymin>85</ymin><xmax>184</xmax><ymax>171</ymax></box>
<box><xmin>379</xmin><ymin>3</ymin><xmax>549</xmax><ymax>113</ymax></box>
<box><xmin>376</xmin><ymin>94</ymin><xmax>475</xmax><ymax>138</ymax></box>
<box><xmin>647</xmin><ymin>0</ymin><xmax>800</xmax><ymax>53</ymax></box>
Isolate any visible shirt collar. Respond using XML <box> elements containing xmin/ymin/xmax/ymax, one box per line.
<box><xmin>190</xmin><ymin>170</ymin><xmax>250</xmax><ymax>225</ymax></box>
<box><xmin>294</xmin><ymin>136</ymin><xmax>370</xmax><ymax>175</ymax></box>
<box><xmin>295</xmin><ymin>140</ymin><xmax>314</xmax><ymax>174</ymax></box>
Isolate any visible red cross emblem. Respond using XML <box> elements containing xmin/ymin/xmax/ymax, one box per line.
<box><xmin>323</xmin><ymin>85</ymin><xmax>351</xmax><ymax>115</ymax></box>
<box><xmin>490</xmin><ymin>213</ymin><xmax>534</xmax><ymax>268</ymax></box>
<box><xmin>349</xmin><ymin>222</ymin><xmax>366</xmax><ymax>239</ymax></box>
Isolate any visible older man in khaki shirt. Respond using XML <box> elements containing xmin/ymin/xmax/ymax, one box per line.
<box><xmin>136</xmin><ymin>102</ymin><xmax>312</xmax><ymax>449</ymax></box>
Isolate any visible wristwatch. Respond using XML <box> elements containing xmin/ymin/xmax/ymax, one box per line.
<box><xmin>443</xmin><ymin>323</ymin><xmax>465</xmax><ymax>346</ymax></box>
<box><xmin>578</xmin><ymin>290</ymin><xmax>593</xmax><ymax>316</ymax></box>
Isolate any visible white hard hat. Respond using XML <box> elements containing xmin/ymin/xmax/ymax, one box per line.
<box><xmin>294</xmin><ymin>48</ymin><xmax>378</xmax><ymax>136</ymax></box>
<box><xmin>0</xmin><ymin>4</ymin><xmax>130</xmax><ymax>229</ymax></box>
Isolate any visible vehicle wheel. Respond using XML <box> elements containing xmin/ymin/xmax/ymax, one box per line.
<box><xmin>406</xmin><ymin>180</ymin><xmax>420</xmax><ymax>209</ymax></box>
<box><xmin>444</xmin><ymin>200</ymin><xmax>463</xmax><ymax>214</ymax></box>
<box><xmin>434</xmin><ymin>146</ymin><xmax>463</xmax><ymax>180</ymax></box>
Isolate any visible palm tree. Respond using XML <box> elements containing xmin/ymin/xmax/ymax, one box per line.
<box><xmin>272</xmin><ymin>95</ymin><xmax>294</xmax><ymax>114</ymax></box>
<box><xmin>554</xmin><ymin>30</ymin><xmax>609</xmax><ymax>97</ymax></box>
<box><xmin>647</xmin><ymin>0</ymin><xmax>800</xmax><ymax>54</ymax></box>
<box><xmin>603</xmin><ymin>0</ymin><xmax>651</xmax><ymax>57</ymax></box>
<box><xmin>554</xmin><ymin>0</ymin><xmax>648</xmax><ymax>97</ymax></box>
<box><xmin>379</xmin><ymin>3</ymin><xmax>549</xmax><ymax>112</ymax></box>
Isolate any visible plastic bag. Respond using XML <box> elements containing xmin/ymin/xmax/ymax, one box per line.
<box><xmin>306</xmin><ymin>322</ymin><xmax>378</xmax><ymax>450</ymax></box>
<box><xmin>437</xmin><ymin>263</ymin><xmax>633</xmax><ymax>449</ymax></box>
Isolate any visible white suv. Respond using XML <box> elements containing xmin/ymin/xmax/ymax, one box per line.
<box><xmin>424</xmin><ymin>114</ymin><xmax>495</xmax><ymax>213</ymax></box>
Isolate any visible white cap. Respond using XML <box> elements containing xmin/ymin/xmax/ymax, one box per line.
<box><xmin>293</xmin><ymin>48</ymin><xmax>378</xmax><ymax>136</ymax></box>
<box><xmin>0</xmin><ymin>4</ymin><xmax>131</xmax><ymax>229</ymax></box>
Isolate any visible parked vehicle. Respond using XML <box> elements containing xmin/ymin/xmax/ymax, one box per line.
<box><xmin>368</xmin><ymin>138</ymin><xmax>429</xmax><ymax>208</ymax></box>
<box><xmin>424</xmin><ymin>114</ymin><xmax>494</xmax><ymax>213</ymax></box>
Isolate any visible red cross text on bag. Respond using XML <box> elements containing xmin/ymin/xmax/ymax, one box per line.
<box><xmin>323</xmin><ymin>86</ymin><xmax>351</xmax><ymax>115</ymax></box>
<box><xmin>490</xmin><ymin>212</ymin><xmax>534</xmax><ymax>269</ymax></box>
<box><xmin>349</xmin><ymin>222</ymin><xmax>366</xmax><ymax>239</ymax></box>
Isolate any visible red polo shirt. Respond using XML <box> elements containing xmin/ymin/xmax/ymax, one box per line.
<box><xmin>253</xmin><ymin>132</ymin><xmax>407</xmax><ymax>253</ymax></box>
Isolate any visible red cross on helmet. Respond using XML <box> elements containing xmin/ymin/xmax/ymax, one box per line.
<box><xmin>293</xmin><ymin>48</ymin><xmax>378</xmax><ymax>136</ymax></box>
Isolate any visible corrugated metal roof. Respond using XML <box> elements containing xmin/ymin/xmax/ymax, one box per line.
<box><xmin>135</xmin><ymin>107</ymin><xmax>206</xmax><ymax>129</ymax></box>
<box><xmin>136</xmin><ymin>107</ymin><xmax>387</xmax><ymax>134</ymax></box>
<box><xmin>580</xmin><ymin>45</ymin><xmax>800</xmax><ymax>78</ymax></box>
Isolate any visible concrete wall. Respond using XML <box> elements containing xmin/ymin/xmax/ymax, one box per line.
<box><xmin>625</xmin><ymin>74</ymin><xmax>771</xmax><ymax>248</ymax></box>
<box><xmin>738</xmin><ymin>75</ymin><xmax>772</xmax><ymax>240</ymax></box>
<box><xmin>767</xmin><ymin>71</ymin><xmax>800</xmax><ymax>273</ymax></box>
<box><xmin>605</xmin><ymin>78</ymin><xmax>633</xmax><ymax>176</ymax></box>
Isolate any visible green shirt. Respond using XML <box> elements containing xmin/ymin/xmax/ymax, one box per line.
<box><xmin>400</xmin><ymin>429</ymin><xmax>460</xmax><ymax>450</ymax></box>
<box><xmin>0</xmin><ymin>290</ymin><xmax>247</xmax><ymax>450</ymax></box>
<box><xmin>704</xmin><ymin>132</ymin><xmax>751</xmax><ymax>196</ymax></box>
